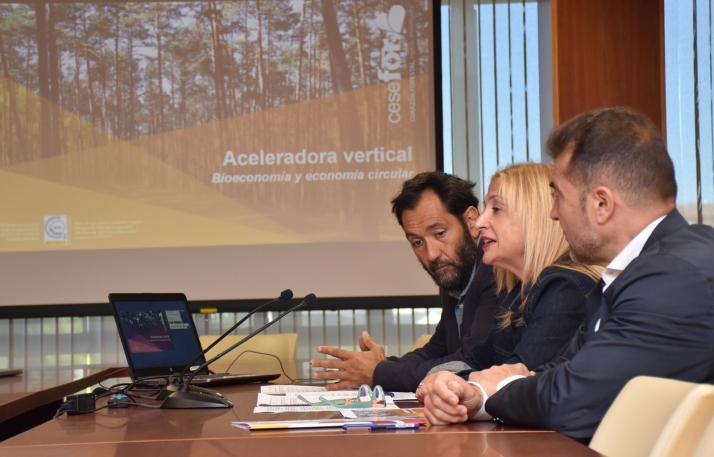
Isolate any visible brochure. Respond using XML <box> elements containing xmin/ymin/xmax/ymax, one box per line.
<box><xmin>232</xmin><ymin>418</ymin><xmax>425</xmax><ymax>431</ymax></box>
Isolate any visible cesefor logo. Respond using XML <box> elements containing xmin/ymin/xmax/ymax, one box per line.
<box><xmin>376</xmin><ymin>5</ymin><xmax>406</xmax><ymax>124</ymax></box>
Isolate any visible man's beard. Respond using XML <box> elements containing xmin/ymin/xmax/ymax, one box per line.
<box><xmin>566</xmin><ymin>209</ymin><xmax>605</xmax><ymax>264</ymax></box>
<box><xmin>422</xmin><ymin>228</ymin><xmax>479</xmax><ymax>294</ymax></box>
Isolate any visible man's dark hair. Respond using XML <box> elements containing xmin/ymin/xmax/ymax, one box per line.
<box><xmin>390</xmin><ymin>171</ymin><xmax>479</xmax><ymax>226</ymax></box>
<box><xmin>547</xmin><ymin>107</ymin><xmax>677</xmax><ymax>204</ymax></box>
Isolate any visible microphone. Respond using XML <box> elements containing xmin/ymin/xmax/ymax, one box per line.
<box><xmin>185</xmin><ymin>293</ymin><xmax>316</xmax><ymax>385</ymax></box>
<box><xmin>160</xmin><ymin>293</ymin><xmax>316</xmax><ymax>409</ymax></box>
<box><xmin>181</xmin><ymin>289</ymin><xmax>293</xmax><ymax>380</ymax></box>
<box><xmin>155</xmin><ymin>290</ymin><xmax>292</xmax><ymax>403</ymax></box>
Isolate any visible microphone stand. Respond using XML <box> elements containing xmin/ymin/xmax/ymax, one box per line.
<box><xmin>160</xmin><ymin>294</ymin><xmax>316</xmax><ymax>409</ymax></box>
<box><xmin>156</xmin><ymin>290</ymin><xmax>293</xmax><ymax>401</ymax></box>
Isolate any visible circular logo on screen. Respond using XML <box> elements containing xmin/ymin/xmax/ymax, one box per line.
<box><xmin>44</xmin><ymin>216</ymin><xmax>67</xmax><ymax>241</ymax></box>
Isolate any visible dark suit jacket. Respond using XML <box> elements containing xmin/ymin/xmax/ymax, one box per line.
<box><xmin>485</xmin><ymin>209</ymin><xmax>714</xmax><ymax>441</ymax></box>
<box><xmin>373</xmin><ymin>254</ymin><xmax>500</xmax><ymax>392</ymax></box>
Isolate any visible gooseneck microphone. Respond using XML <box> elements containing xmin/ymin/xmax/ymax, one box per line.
<box><xmin>185</xmin><ymin>293</ymin><xmax>316</xmax><ymax>386</ymax></box>
<box><xmin>160</xmin><ymin>293</ymin><xmax>317</xmax><ymax>409</ymax></box>
<box><xmin>156</xmin><ymin>289</ymin><xmax>292</xmax><ymax>404</ymax></box>
<box><xmin>179</xmin><ymin>289</ymin><xmax>293</xmax><ymax>381</ymax></box>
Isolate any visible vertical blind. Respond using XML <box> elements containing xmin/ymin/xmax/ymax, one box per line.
<box><xmin>665</xmin><ymin>0</ymin><xmax>714</xmax><ymax>225</ymax></box>
<box><xmin>0</xmin><ymin>308</ymin><xmax>442</xmax><ymax>372</ymax></box>
<box><xmin>442</xmin><ymin>0</ymin><xmax>543</xmax><ymax>199</ymax></box>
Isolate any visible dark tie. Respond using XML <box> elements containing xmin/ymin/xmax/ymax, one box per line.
<box><xmin>585</xmin><ymin>279</ymin><xmax>606</xmax><ymax>332</ymax></box>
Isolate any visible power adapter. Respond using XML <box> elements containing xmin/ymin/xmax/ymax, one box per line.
<box><xmin>64</xmin><ymin>393</ymin><xmax>96</xmax><ymax>415</ymax></box>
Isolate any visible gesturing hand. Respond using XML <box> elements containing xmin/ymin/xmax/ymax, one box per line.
<box><xmin>310</xmin><ymin>331</ymin><xmax>387</xmax><ymax>390</ymax></box>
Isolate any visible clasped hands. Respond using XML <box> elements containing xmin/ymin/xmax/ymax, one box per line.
<box><xmin>310</xmin><ymin>331</ymin><xmax>387</xmax><ymax>390</ymax></box>
<box><xmin>417</xmin><ymin>363</ymin><xmax>532</xmax><ymax>425</ymax></box>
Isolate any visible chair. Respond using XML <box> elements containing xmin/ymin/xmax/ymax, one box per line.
<box><xmin>589</xmin><ymin>376</ymin><xmax>714</xmax><ymax>457</ymax></box>
<box><xmin>411</xmin><ymin>334</ymin><xmax>432</xmax><ymax>351</ymax></box>
<box><xmin>199</xmin><ymin>333</ymin><xmax>298</xmax><ymax>369</ymax></box>
<box><xmin>691</xmin><ymin>415</ymin><xmax>714</xmax><ymax>457</ymax></box>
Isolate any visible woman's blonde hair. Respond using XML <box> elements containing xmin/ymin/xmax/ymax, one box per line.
<box><xmin>489</xmin><ymin>163</ymin><xmax>601</xmax><ymax>328</ymax></box>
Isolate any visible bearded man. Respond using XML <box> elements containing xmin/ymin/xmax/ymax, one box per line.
<box><xmin>310</xmin><ymin>172</ymin><xmax>500</xmax><ymax>392</ymax></box>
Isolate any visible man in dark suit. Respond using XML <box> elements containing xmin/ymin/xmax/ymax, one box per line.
<box><xmin>310</xmin><ymin>172</ymin><xmax>499</xmax><ymax>392</ymax></box>
<box><xmin>418</xmin><ymin>107</ymin><xmax>714</xmax><ymax>441</ymax></box>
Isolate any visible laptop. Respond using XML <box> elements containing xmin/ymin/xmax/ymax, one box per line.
<box><xmin>108</xmin><ymin>293</ymin><xmax>280</xmax><ymax>386</ymax></box>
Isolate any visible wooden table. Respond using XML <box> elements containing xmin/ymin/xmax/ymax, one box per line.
<box><xmin>0</xmin><ymin>365</ymin><xmax>130</xmax><ymax>441</ymax></box>
<box><xmin>0</xmin><ymin>378</ymin><xmax>603</xmax><ymax>456</ymax></box>
<box><xmin>0</xmin><ymin>355</ymin><xmax>303</xmax><ymax>433</ymax></box>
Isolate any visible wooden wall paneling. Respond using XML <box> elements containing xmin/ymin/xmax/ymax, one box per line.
<box><xmin>551</xmin><ymin>0</ymin><xmax>664</xmax><ymax>130</ymax></box>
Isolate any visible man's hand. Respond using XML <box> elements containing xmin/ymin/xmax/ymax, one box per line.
<box><xmin>416</xmin><ymin>372</ymin><xmax>439</xmax><ymax>402</ymax></box>
<box><xmin>420</xmin><ymin>371</ymin><xmax>483</xmax><ymax>425</ymax></box>
<box><xmin>468</xmin><ymin>363</ymin><xmax>532</xmax><ymax>396</ymax></box>
<box><xmin>310</xmin><ymin>331</ymin><xmax>386</xmax><ymax>390</ymax></box>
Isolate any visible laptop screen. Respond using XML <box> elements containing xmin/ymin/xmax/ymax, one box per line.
<box><xmin>109</xmin><ymin>293</ymin><xmax>208</xmax><ymax>379</ymax></box>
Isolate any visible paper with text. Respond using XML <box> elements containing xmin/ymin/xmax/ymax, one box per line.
<box><xmin>254</xmin><ymin>404</ymin><xmax>400</xmax><ymax>413</ymax></box>
<box><xmin>256</xmin><ymin>393</ymin><xmax>397</xmax><ymax>407</ymax></box>
<box><xmin>259</xmin><ymin>385</ymin><xmax>330</xmax><ymax>394</ymax></box>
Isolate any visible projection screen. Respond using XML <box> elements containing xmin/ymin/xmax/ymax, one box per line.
<box><xmin>0</xmin><ymin>0</ymin><xmax>439</xmax><ymax>307</ymax></box>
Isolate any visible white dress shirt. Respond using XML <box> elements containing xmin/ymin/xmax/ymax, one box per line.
<box><xmin>601</xmin><ymin>215</ymin><xmax>666</xmax><ymax>291</ymax></box>
<box><xmin>593</xmin><ymin>215</ymin><xmax>666</xmax><ymax>331</ymax></box>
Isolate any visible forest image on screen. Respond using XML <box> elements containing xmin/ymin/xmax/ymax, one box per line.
<box><xmin>0</xmin><ymin>1</ymin><xmax>435</xmax><ymax>252</ymax></box>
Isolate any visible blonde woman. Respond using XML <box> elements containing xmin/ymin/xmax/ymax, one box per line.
<box><xmin>461</xmin><ymin>162</ymin><xmax>601</xmax><ymax>371</ymax></box>
<box><xmin>417</xmin><ymin>163</ymin><xmax>600</xmax><ymax>400</ymax></box>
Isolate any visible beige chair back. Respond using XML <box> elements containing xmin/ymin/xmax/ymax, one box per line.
<box><xmin>411</xmin><ymin>334</ymin><xmax>432</xmax><ymax>351</ymax></box>
<box><xmin>691</xmin><ymin>415</ymin><xmax>714</xmax><ymax>457</ymax></box>
<box><xmin>590</xmin><ymin>376</ymin><xmax>714</xmax><ymax>457</ymax></box>
<box><xmin>199</xmin><ymin>333</ymin><xmax>298</xmax><ymax>369</ymax></box>
<box><xmin>651</xmin><ymin>381</ymin><xmax>714</xmax><ymax>457</ymax></box>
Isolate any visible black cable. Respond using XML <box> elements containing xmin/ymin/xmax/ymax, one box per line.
<box><xmin>125</xmin><ymin>392</ymin><xmax>164</xmax><ymax>399</ymax></box>
<box><xmin>94</xmin><ymin>382</ymin><xmax>161</xmax><ymax>401</ymax></box>
<box><xmin>99</xmin><ymin>380</ymin><xmax>129</xmax><ymax>391</ymax></box>
<box><xmin>223</xmin><ymin>350</ymin><xmax>312</xmax><ymax>383</ymax></box>
<box><xmin>54</xmin><ymin>388</ymin><xmax>165</xmax><ymax>418</ymax></box>
<box><xmin>54</xmin><ymin>404</ymin><xmax>112</xmax><ymax>419</ymax></box>
<box><xmin>113</xmin><ymin>376</ymin><xmax>171</xmax><ymax>399</ymax></box>
<box><xmin>53</xmin><ymin>405</ymin><xmax>69</xmax><ymax>419</ymax></box>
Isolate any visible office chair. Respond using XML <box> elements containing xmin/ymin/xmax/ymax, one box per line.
<box><xmin>411</xmin><ymin>334</ymin><xmax>432</xmax><ymax>351</ymax></box>
<box><xmin>589</xmin><ymin>376</ymin><xmax>714</xmax><ymax>457</ymax></box>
